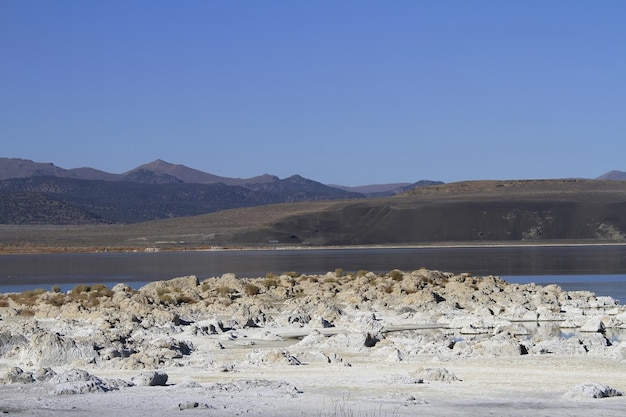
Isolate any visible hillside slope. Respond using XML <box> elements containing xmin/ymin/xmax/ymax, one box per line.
<box><xmin>222</xmin><ymin>180</ymin><xmax>626</xmax><ymax>245</ymax></box>
<box><xmin>3</xmin><ymin>179</ymin><xmax>625</xmax><ymax>250</ymax></box>
<box><xmin>0</xmin><ymin>175</ymin><xmax>362</xmax><ymax>224</ymax></box>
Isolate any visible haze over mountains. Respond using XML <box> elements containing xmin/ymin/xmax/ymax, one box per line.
<box><xmin>0</xmin><ymin>157</ymin><xmax>441</xmax><ymax>225</ymax></box>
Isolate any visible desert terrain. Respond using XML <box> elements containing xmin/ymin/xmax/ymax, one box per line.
<box><xmin>2</xmin><ymin>268</ymin><xmax>626</xmax><ymax>415</ymax></box>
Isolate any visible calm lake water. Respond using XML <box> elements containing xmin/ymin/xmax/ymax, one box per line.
<box><xmin>1</xmin><ymin>245</ymin><xmax>626</xmax><ymax>302</ymax></box>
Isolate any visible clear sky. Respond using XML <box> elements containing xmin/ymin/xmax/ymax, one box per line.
<box><xmin>2</xmin><ymin>1</ymin><xmax>625</xmax><ymax>186</ymax></box>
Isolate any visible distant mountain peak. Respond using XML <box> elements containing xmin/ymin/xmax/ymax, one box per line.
<box><xmin>124</xmin><ymin>159</ymin><xmax>283</xmax><ymax>186</ymax></box>
<box><xmin>597</xmin><ymin>170</ymin><xmax>626</xmax><ymax>181</ymax></box>
<box><xmin>132</xmin><ymin>159</ymin><xmax>180</xmax><ymax>171</ymax></box>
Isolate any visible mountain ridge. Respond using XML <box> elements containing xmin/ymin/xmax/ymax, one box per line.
<box><xmin>0</xmin><ymin>158</ymin><xmax>380</xmax><ymax>225</ymax></box>
<box><xmin>0</xmin><ymin>157</ymin><xmax>437</xmax><ymax>190</ymax></box>
<box><xmin>124</xmin><ymin>159</ymin><xmax>279</xmax><ymax>186</ymax></box>
<box><xmin>3</xmin><ymin>157</ymin><xmax>623</xmax><ymax>230</ymax></box>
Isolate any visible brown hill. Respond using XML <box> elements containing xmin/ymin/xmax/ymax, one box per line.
<box><xmin>2</xmin><ymin>179</ymin><xmax>626</xmax><ymax>251</ymax></box>
<box><xmin>124</xmin><ymin>159</ymin><xmax>278</xmax><ymax>185</ymax></box>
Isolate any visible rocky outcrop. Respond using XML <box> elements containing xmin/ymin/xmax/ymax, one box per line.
<box><xmin>1</xmin><ymin>269</ymin><xmax>625</xmax><ymax>376</ymax></box>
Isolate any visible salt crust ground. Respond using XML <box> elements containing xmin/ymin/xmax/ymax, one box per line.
<box><xmin>2</xmin><ymin>269</ymin><xmax>626</xmax><ymax>416</ymax></box>
<box><xmin>2</xmin><ymin>352</ymin><xmax>626</xmax><ymax>416</ymax></box>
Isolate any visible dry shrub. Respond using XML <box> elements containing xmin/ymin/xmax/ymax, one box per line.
<box><xmin>244</xmin><ymin>283</ymin><xmax>260</xmax><ymax>296</ymax></box>
<box><xmin>23</xmin><ymin>288</ymin><xmax>46</xmax><ymax>298</ymax></box>
<box><xmin>156</xmin><ymin>287</ymin><xmax>171</xmax><ymax>296</ymax></box>
<box><xmin>9</xmin><ymin>288</ymin><xmax>45</xmax><ymax>306</ymax></box>
<box><xmin>90</xmin><ymin>284</ymin><xmax>113</xmax><ymax>297</ymax></box>
<box><xmin>87</xmin><ymin>297</ymin><xmax>101</xmax><ymax>307</ymax></box>
<box><xmin>357</xmin><ymin>270</ymin><xmax>369</xmax><ymax>277</ymax></box>
<box><xmin>158</xmin><ymin>294</ymin><xmax>173</xmax><ymax>305</ymax></box>
<box><xmin>47</xmin><ymin>293</ymin><xmax>66</xmax><ymax>307</ymax></box>
<box><xmin>18</xmin><ymin>308</ymin><xmax>35</xmax><ymax>316</ymax></box>
<box><xmin>283</xmin><ymin>271</ymin><xmax>299</xmax><ymax>278</ymax></box>
<box><xmin>262</xmin><ymin>277</ymin><xmax>279</xmax><ymax>288</ymax></box>
<box><xmin>419</xmin><ymin>275</ymin><xmax>435</xmax><ymax>286</ymax></box>
<box><xmin>71</xmin><ymin>284</ymin><xmax>91</xmax><ymax>295</ymax></box>
<box><xmin>389</xmin><ymin>270</ymin><xmax>404</xmax><ymax>281</ymax></box>
<box><xmin>216</xmin><ymin>286</ymin><xmax>234</xmax><ymax>297</ymax></box>
<box><xmin>175</xmin><ymin>294</ymin><xmax>196</xmax><ymax>304</ymax></box>
<box><xmin>200</xmin><ymin>282</ymin><xmax>211</xmax><ymax>292</ymax></box>
<box><xmin>0</xmin><ymin>298</ymin><xmax>9</xmax><ymax>308</ymax></box>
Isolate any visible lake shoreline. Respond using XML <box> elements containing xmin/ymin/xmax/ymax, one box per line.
<box><xmin>2</xmin><ymin>239</ymin><xmax>626</xmax><ymax>255</ymax></box>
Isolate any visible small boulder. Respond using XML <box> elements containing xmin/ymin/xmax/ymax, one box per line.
<box><xmin>48</xmin><ymin>369</ymin><xmax>131</xmax><ymax>395</ymax></box>
<box><xmin>2</xmin><ymin>367</ymin><xmax>34</xmax><ymax>384</ymax></box>
<box><xmin>132</xmin><ymin>371</ymin><xmax>169</xmax><ymax>386</ymax></box>
<box><xmin>580</xmin><ymin>317</ymin><xmax>605</xmax><ymax>333</ymax></box>
<box><xmin>409</xmin><ymin>367</ymin><xmax>461</xmax><ymax>382</ymax></box>
<box><xmin>177</xmin><ymin>402</ymin><xmax>214</xmax><ymax>410</ymax></box>
<box><xmin>563</xmin><ymin>383</ymin><xmax>623</xmax><ymax>399</ymax></box>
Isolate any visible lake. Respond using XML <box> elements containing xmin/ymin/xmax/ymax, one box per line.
<box><xmin>1</xmin><ymin>245</ymin><xmax>626</xmax><ymax>302</ymax></box>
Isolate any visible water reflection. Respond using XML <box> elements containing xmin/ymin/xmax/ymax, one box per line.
<box><xmin>2</xmin><ymin>245</ymin><xmax>626</xmax><ymax>296</ymax></box>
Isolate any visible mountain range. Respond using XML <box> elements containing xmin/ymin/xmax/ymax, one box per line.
<box><xmin>0</xmin><ymin>158</ymin><xmax>441</xmax><ymax>225</ymax></box>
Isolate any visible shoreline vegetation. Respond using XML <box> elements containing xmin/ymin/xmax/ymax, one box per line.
<box><xmin>2</xmin><ymin>268</ymin><xmax>626</xmax><ymax>415</ymax></box>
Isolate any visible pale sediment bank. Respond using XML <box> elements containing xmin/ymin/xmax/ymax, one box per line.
<box><xmin>2</xmin><ymin>269</ymin><xmax>626</xmax><ymax>416</ymax></box>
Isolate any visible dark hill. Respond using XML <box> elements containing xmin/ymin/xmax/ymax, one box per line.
<box><xmin>219</xmin><ymin>180</ymin><xmax>626</xmax><ymax>245</ymax></box>
<box><xmin>0</xmin><ymin>175</ymin><xmax>361</xmax><ymax>225</ymax></box>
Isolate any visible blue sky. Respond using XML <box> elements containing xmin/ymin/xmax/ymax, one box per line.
<box><xmin>2</xmin><ymin>1</ymin><xmax>624</xmax><ymax>186</ymax></box>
